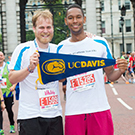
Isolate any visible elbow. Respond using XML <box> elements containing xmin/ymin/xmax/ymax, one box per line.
<box><xmin>8</xmin><ymin>72</ymin><xmax>16</xmax><ymax>85</ymax></box>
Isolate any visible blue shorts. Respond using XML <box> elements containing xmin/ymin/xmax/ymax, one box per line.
<box><xmin>128</xmin><ymin>67</ymin><xmax>134</xmax><ymax>74</ymax></box>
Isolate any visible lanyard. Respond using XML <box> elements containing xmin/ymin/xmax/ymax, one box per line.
<box><xmin>34</xmin><ymin>39</ymin><xmax>50</xmax><ymax>52</ymax></box>
<box><xmin>34</xmin><ymin>39</ymin><xmax>50</xmax><ymax>89</ymax></box>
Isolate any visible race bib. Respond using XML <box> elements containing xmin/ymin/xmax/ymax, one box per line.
<box><xmin>1</xmin><ymin>78</ymin><xmax>7</xmax><ymax>88</ymax></box>
<box><xmin>38</xmin><ymin>88</ymin><xmax>58</xmax><ymax>111</ymax></box>
<box><xmin>70</xmin><ymin>72</ymin><xmax>95</xmax><ymax>92</ymax></box>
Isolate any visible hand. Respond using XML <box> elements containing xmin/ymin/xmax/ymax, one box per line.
<box><xmin>59</xmin><ymin>78</ymin><xmax>66</xmax><ymax>82</ymax></box>
<box><xmin>29</xmin><ymin>51</ymin><xmax>40</xmax><ymax>71</ymax></box>
<box><xmin>116</xmin><ymin>59</ymin><xmax>128</xmax><ymax>74</ymax></box>
<box><xmin>1</xmin><ymin>101</ymin><xmax>5</xmax><ymax>111</ymax></box>
<box><xmin>10</xmin><ymin>85</ymin><xmax>16</xmax><ymax>92</ymax></box>
<box><xmin>84</xmin><ymin>31</ymin><xmax>96</xmax><ymax>38</ymax></box>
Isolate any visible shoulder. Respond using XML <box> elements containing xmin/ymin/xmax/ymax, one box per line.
<box><xmin>58</xmin><ymin>38</ymin><xmax>70</xmax><ymax>46</ymax></box>
<box><xmin>49</xmin><ymin>43</ymin><xmax>57</xmax><ymax>48</ymax></box>
<box><xmin>49</xmin><ymin>43</ymin><xmax>58</xmax><ymax>52</ymax></box>
<box><xmin>15</xmin><ymin>41</ymin><xmax>34</xmax><ymax>51</ymax></box>
<box><xmin>92</xmin><ymin>36</ymin><xmax>111</xmax><ymax>51</ymax></box>
<box><xmin>92</xmin><ymin>36</ymin><xmax>113</xmax><ymax>58</ymax></box>
<box><xmin>13</xmin><ymin>41</ymin><xmax>35</xmax><ymax>54</ymax></box>
<box><xmin>3</xmin><ymin>62</ymin><xmax>8</xmax><ymax>70</ymax></box>
<box><xmin>11</xmin><ymin>41</ymin><xmax>35</xmax><ymax>63</ymax></box>
<box><xmin>92</xmin><ymin>36</ymin><xmax>108</xmax><ymax>44</ymax></box>
<box><xmin>57</xmin><ymin>38</ymin><xmax>70</xmax><ymax>52</ymax></box>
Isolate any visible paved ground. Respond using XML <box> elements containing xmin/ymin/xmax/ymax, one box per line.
<box><xmin>2</xmin><ymin>84</ymin><xmax>66</xmax><ymax>135</ymax></box>
<box><xmin>105</xmin><ymin>78</ymin><xmax>135</xmax><ymax>135</ymax></box>
<box><xmin>2</xmin><ymin>78</ymin><xmax>135</xmax><ymax>135</ymax></box>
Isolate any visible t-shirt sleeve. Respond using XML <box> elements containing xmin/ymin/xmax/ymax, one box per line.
<box><xmin>9</xmin><ymin>45</ymin><xmax>22</xmax><ymax>70</ymax></box>
<box><xmin>129</xmin><ymin>57</ymin><xmax>133</xmax><ymax>62</ymax></box>
<box><xmin>93</xmin><ymin>36</ymin><xmax>113</xmax><ymax>59</ymax></box>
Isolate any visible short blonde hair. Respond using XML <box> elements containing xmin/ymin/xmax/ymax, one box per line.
<box><xmin>32</xmin><ymin>9</ymin><xmax>53</xmax><ymax>27</ymax></box>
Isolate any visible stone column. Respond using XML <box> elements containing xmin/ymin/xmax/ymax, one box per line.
<box><xmin>130</xmin><ymin>0</ymin><xmax>135</xmax><ymax>51</ymax></box>
<box><xmin>5</xmin><ymin>0</ymin><xmax>18</xmax><ymax>57</ymax></box>
<box><xmin>85</xmin><ymin>0</ymin><xmax>102</xmax><ymax>36</ymax></box>
<box><xmin>96</xmin><ymin>0</ymin><xmax>102</xmax><ymax>36</ymax></box>
<box><xmin>86</xmin><ymin>0</ymin><xmax>97</xmax><ymax>34</ymax></box>
<box><xmin>1</xmin><ymin>0</ymin><xmax>7</xmax><ymax>55</ymax></box>
<box><xmin>1</xmin><ymin>0</ymin><xmax>20</xmax><ymax>59</ymax></box>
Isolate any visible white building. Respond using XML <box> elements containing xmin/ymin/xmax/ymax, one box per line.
<box><xmin>0</xmin><ymin>0</ymin><xmax>20</xmax><ymax>58</ymax></box>
<box><xmin>101</xmin><ymin>0</ymin><xmax>134</xmax><ymax>58</ymax></box>
<box><xmin>0</xmin><ymin>0</ymin><xmax>134</xmax><ymax>59</ymax></box>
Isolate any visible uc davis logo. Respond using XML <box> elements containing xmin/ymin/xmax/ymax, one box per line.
<box><xmin>42</xmin><ymin>59</ymin><xmax>65</xmax><ymax>75</ymax></box>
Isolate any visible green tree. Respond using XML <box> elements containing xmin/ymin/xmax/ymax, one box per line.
<box><xmin>26</xmin><ymin>30</ymin><xmax>35</xmax><ymax>41</ymax></box>
<box><xmin>45</xmin><ymin>0</ymin><xmax>69</xmax><ymax>44</ymax></box>
<box><xmin>43</xmin><ymin>0</ymin><xmax>59</xmax><ymax>4</ymax></box>
<box><xmin>53</xmin><ymin>7</ymin><xmax>69</xmax><ymax>44</ymax></box>
<box><xmin>0</xmin><ymin>34</ymin><xmax>2</xmax><ymax>44</ymax></box>
<box><xmin>73</xmin><ymin>0</ymin><xmax>82</xmax><ymax>7</ymax></box>
<box><xmin>26</xmin><ymin>0</ymin><xmax>69</xmax><ymax>44</ymax></box>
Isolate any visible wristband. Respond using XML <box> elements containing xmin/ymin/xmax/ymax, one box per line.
<box><xmin>27</xmin><ymin>66</ymin><xmax>34</xmax><ymax>73</ymax></box>
<box><xmin>1</xmin><ymin>100</ymin><xmax>4</xmax><ymax>102</ymax></box>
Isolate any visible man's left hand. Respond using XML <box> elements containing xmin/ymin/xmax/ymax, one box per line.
<box><xmin>116</xmin><ymin>58</ymin><xmax>128</xmax><ymax>73</ymax></box>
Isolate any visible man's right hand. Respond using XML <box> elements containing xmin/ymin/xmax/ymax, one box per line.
<box><xmin>29</xmin><ymin>51</ymin><xmax>40</xmax><ymax>71</ymax></box>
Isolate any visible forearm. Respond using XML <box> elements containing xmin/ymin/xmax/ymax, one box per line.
<box><xmin>0</xmin><ymin>88</ymin><xmax>4</xmax><ymax>100</ymax></box>
<box><xmin>0</xmin><ymin>88</ymin><xmax>5</xmax><ymax>111</ymax></box>
<box><xmin>106</xmin><ymin>69</ymin><xmax>123</xmax><ymax>82</ymax></box>
<box><xmin>9</xmin><ymin>67</ymin><xmax>30</xmax><ymax>84</ymax></box>
<box><xmin>10</xmin><ymin>83</ymin><xmax>18</xmax><ymax>91</ymax></box>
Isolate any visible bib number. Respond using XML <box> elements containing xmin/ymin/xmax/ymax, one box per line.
<box><xmin>70</xmin><ymin>72</ymin><xmax>95</xmax><ymax>92</ymax></box>
<box><xmin>38</xmin><ymin>88</ymin><xmax>58</xmax><ymax>111</ymax></box>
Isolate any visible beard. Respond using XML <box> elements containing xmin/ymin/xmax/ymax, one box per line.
<box><xmin>36</xmin><ymin>33</ymin><xmax>54</xmax><ymax>44</ymax></box>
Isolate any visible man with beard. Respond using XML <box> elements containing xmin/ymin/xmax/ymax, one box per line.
<box><xmin>57</xmin><ymin>4</ymin><xmax>128</xmax><ymax>135</ymax></box>
<box><xmin>8</xmin><ymin>10</ymin><xmax>63</xmax><ymax>135</ymax></box>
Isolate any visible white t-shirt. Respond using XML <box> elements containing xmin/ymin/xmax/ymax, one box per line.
<box><xmin>57</xmin><ymin>37</ymin><xmax>113</xmax><ymax>116</ymax></box>
<box><xmin>9</xmin><ymin>40</ymin><xmax>62</xmax><ymax>120</ymax></box>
